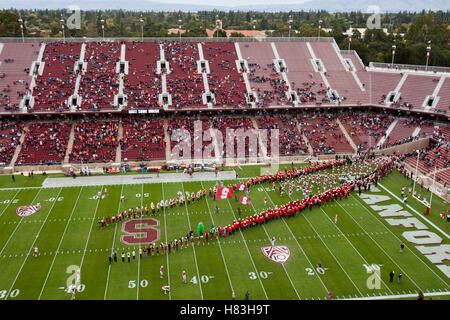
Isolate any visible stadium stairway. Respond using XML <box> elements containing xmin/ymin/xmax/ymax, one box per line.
<box><xmin>163</xmin><ymin>118</ymin><xmax>172</xmax><ymax>162</ymax></box>
<box><xmin>251</xmin><ymin>117</ymin><xmax>268</xmax><ymax>158</ymax></box>
<box><xmin>7</xmin><ymin>121</ymin><xmax>29</xmax><ymax>168</ymax></box>
<box><xmin>63</xmin><ymin>121</ymin><xmax>76</xmax><ymax>164</ymax></box>
<box><xmin>209</xmin><ymin>126</ymin><xmax>221</xmax><ymax>163</ymax></box>
<box><xmin>115</xmin><ymin>120</ymin><xmax>123</xmax><ymax>164</ymax></box>
<box><xmin>377</xmin><ymin>119</ymin><xmax>398</xmax><ymax>147</ymax></box>
<box><xmin>336</xmin><ymin>118</ymin><xmax>358</xmax><ymax>152</ymax></box>
<box><xmin>295</xmin><ymin>120</ymin><xmax>314</xmax><ymax>155</ymax></box>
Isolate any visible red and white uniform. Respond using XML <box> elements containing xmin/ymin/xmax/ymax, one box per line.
<box><xmin>182</xmin><ymin>271</ymin><xmax>186</xmax><ymax>283</ymax></box>
<box><xmin>160</xmin><ymin>266</ymin><xmax>164</xmax><ymax>279</ymax></box>
<box><xmin>334</xmin><ymin>215</ymin><xmax>338</xmax><ymax>224</ymax></box>
<box><xmin>270</xmin><ymin>237</ymin><xmax>275</xmax><ymax>247</ymax></box>
<box><xmin>33</xmin><ymin>246</ymin><xmax>38</xmax><ymax>257</ymax></box>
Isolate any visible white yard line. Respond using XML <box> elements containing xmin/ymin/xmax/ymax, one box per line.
<box><xmin>223</xmin><ymin>193</ymin><xmax>269</xmax><ymax>299</ymax></box>
<box><xmin>248</xmin><ymin>199</ymin><xmax>302</xmax><ymax>300</ymax></box>
<box><xmin>317</xmin><ymin>205</ymin><xmax>395</xmax><ymax>295</ymax></box>
<box><xmin>0</xmin><ymin>187</ymin><xmax>43</xmax><ymax>258</ymax></box>
<box><xmin>335</xmin><ymin>199</ymin><xmax>423</xmax><ymax>292</ymax></box>
<box><xmin>38</xmin><ymin>187</ymin><xmax>84</xmax><ymax>300</ymax></box>
<box><xmin>200</xmin><ymin>181</ymin><xmax>234</xmax><ymax>292</ymax></box>
<box><xmin>136</xmin><ymin>183</ymin><xmax>143</xmax><ymax>300</ymax></box>
<box><xmin>180</xmin><ymin>182</ymin><xmax>204</xmax><ymax>300</ymax></box>
<box><xmin>79</xmin><ymin>186</ymin><xmax>104</xmax><ymax>270</ymax></box>
<box><xmin>0</xmin><ymin>189</ymin><xmax>21</xmax><ymax>218</ymax></box>
<box><xmin>352</xmin><ymin>193</ymin><xmax>450</xmax><ymax>289</ymax></box>
<box><xmin>263</xmin><ymin>189</ymin><xmax>329</xmax><ymax>295</ymax></box>
<box><xmin>161</xmin><ymin>182</ymin><xmax>171</xmax><ymax>300</ymax></box>
<box><xmin>285</xmin><ymin>193</ymin><xmax>364</xmax><ymax>296</ymax></box>
<box><xmin>103</xmin><ymin>184</ymin><xmax>124</xmax><ymax>300</ymax></box>
<box><xmin>5</xmin><ymin>187</ymin><xmax>63</xmax><ymax>300</ymax></box>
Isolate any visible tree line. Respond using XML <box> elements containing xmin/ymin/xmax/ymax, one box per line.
<box><xmin>0</xmin><ymin>9</ymin><xmax>448</xmax><ymax>67</ymax></box>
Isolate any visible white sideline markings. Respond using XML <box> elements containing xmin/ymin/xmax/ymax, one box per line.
<box><xmin>5</xmin><ymin>188</ymin><xmax>63</xmax><ymax>300</ymax></box>
<box><xmin>339</xmin><ymin>291</ymin><xmax>450</xmax><ymax>300</ymax></box>
<box><xmin>38</xmin><ymin>187</ymin><xmax>84</xmax><ymax>300</ymax></box>
<box><xmin>317</xmin><ymin>205</ymin><xmax>395</xmax><ymax>295</ymax></box>
<box><xmin>200</xmin><ymin>181</ymin><xmax>234</xmax><ymax>293</ymax></box>
<box><xmin>352</xmin><ymin>193</ymin><xmax>450</xmax><ymax>289</ymax></box>
<box><xmin>334</xmin><ymin>199</ymin><xmax>422</xmax><ymax>292</ymax></box>
<box><xmin>378</xmin><ymin>183</ymin><xmax>449</xmax><ymax>240</ymax></box>
<box><xmin>180</xmin><ymin>182</ymin><xmax>204</xmax><ymax>300</ymax></box>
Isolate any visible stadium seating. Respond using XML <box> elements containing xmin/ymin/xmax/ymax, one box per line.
<box><xmin>309</xmin><ymin>42</ymin><xmax>366</xmax><ymax>104</ymax></box>
<box><xmin>275</xmin><ymin>42</ymin><xmax>330</xmax><ymax>104</ymax></box>
<box><xmin>123</xmin><ymin>41</ymin><xmax>161</xmax><ymax>108</ymax></box>
<box><xmin>256</xmin><ymin>115</ymin><xmax>309</xmax><ymax>156</ymax></box>
<box><xmin>203</xmin><ymin>42</ymin><xmax>247</xmax><ymax>107</ymax></box>
<box><xmin>239</xmin><ymin>42</ymin><xmax>289</xmax><ymax>106</ymax></box>
<box><xmin>164</xmin><ymin>41</ymin><xmax>205</xmax><ymax>109</ymax></box>
<box><xmin>211</xmin><ymin>115</ymin><xmax>258</xmax><ymax>158</ymax></box>
<box><xmin>297</xmin><ymin>113</ymin><xmax>354</xmax><ymax>154</ymax></box>
<box><xmin>396</xmin><ymin>75</ymin><xmax>438</xmax><ymax>111</ymax></box>
<box><xmin>338</xmin><ymin>112</ymin><xmax>394</xmax><ymax>152</ymax></box>
<box><xmin>16</xmin><ymin>121</ymin><xmax>71</xmax><ymax>165</ymax></box>
<box><xmin>0</xmin><ymin>43</ymin><xmax>37</xmax><ymax>112</ymax></box>
<box><xmin>382</xmin><ymin>118</ymin><xmax>420</xmax><ymax>147</ymax></box>
<box><xmin>167</xmin><ymin>116</ymin><xmax>215</xmax><ymax>160</ymax></box>
<box><xmin>121</xmin><ymin>117</ymin><xmax>166</xmax><ymax>161</ymax></box>
<box><xmin>434</xmin><ymin>77</ymin><xmax>450</xmax><ymax>113</ymax></box>
<box><xmin>32</xmin><ymin>42</ymin><xmax>81</xmax><ymax>112</ymax></box>
<box><xmin>0</xmin><ymin>121</ymin><xmax>24</xmax><ymax>166</ymax></box>
<box><xmin>70</xmin><ymin>120</ymin><xmax>119</xmax><ymax>163</ymax></box>
<box><xmin>78</xmin><ymin>42</ymin><xmax>120</xmax><ymax>111</ymax></box>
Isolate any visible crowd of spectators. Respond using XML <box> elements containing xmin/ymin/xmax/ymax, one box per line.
<box><xmin>70</xmin><ymin>120</ymin><xmax>119</xmax><ymax>163</ymax></box>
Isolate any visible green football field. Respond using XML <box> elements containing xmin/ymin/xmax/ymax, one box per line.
<box><xmin>0</xmin><ymin>163</ymin><xmax>449</xmax><ymax>300</ymax></box>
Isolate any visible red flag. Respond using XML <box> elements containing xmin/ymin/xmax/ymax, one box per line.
<box><xmin>236</xmin><ymin>182</ymin><xmax>248</xmax><ymax>192</ymax></box>
<box><xmin>238</xmin><ymin>195</ymin><xmax>251</xmax><ymax>206</ymax></box>
<box><xmin>215</xmin><ymin>187</ymin><xmax>234</xmax><ymax>200</ymax></box>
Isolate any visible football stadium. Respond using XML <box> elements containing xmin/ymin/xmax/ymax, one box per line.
<box><xmin>0</xmin><ymin>1</ymin><xmax>449</xmax><ymax>305</ymax></box>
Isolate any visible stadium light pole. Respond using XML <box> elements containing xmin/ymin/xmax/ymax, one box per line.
<box><xmin>348</xmin><ymin>21</ymin><xmax>353</xmax><ymax>51</ymax></box>
<box><xmin>60</xmin><ymin>19</ymin><xmax>65</xmax><ymax>43</ymax></box>
<box><xmin>140</xmin><ymin>19</ymin><xmax>144</xmax><ymax>42</ymax></box>
<box><xmin>425</xmin><ymin>41</ymin><xmax>431</xmax><ymax>71</ymax></box>
<box><xmin>101</xmin><ymin>19</ymin><xmax>105</xmax><ymax>41</ymax></box>
<box><xmin>215</xmin><ymin>15</ymin><xmax>220</xmax><ymax>41</ymax></box>
<box><xmin>288</xmin><ymin>16</ymin><xmax>292</xmax><ymax>40</ymax></box>
<box><xmin>318</xmin><ymin>19</ymin><xmax>322</xmax><ymax>40</ymax></box>
<box><xmin>18</xmin><ymin>18</ymin><xmax>24</xmax><ymax>42</ymax></box>
<box><xmin>253</xmin><ymin>19</ymin><xmax>256</xmax><ymax>40</ymax></box>
<box><xmin>178</xmin><ymin>19</ymin><xmax>182</xmax><ymax>42</ymax></box>
<box><xmin>391</xmin><ymin>44</ymin><xmax>396</xmax><ymax>67</ymax></box>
